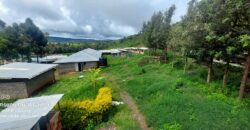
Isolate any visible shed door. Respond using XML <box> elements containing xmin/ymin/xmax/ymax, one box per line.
<box><xmin>78</xmin><ymin>63</ymin><xmax>82</xmax><ymax>71</ymax></box>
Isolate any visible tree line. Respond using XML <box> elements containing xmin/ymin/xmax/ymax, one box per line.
<box><xmin>141</xmin><ymin>0</ymin><xmax>250</xmax><ymax>99</ymax></box>
<box><xmin>0</xmin><ymin>18</ymin><xmax>47</xmax><ymax>63</ymax></box>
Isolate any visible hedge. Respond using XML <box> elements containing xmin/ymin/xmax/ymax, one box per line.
<box><xmin>58</xmin><ymin>87</ymin><xmax>112</xmax><ymax>129</ymax></box>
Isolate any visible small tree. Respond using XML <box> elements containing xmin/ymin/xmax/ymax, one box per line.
<box><xmin>239</xmin><ymin>35</ymin><xmax>250</xmax><ymax>99</ymax></box>
<box><xmin>89</xmin><ymin>68</ymin><xmax>101</xmax><ymax>92</ymax></box>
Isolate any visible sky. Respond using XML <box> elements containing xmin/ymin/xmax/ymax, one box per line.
<box><xmin>0</xmin><ymin>0</ymin><xmax>190</xmax><ymax>40</ymax></box>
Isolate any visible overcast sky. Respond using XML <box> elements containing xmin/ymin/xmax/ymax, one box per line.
<box><xmin>0</xmin><ymin>0</ymin><xmax>190</xmax><ymax>40</ymax></box>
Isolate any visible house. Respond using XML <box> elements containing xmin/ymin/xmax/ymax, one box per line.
<box><xmin>110</xmin><ymin>49</ymin><xmax>121</xmax><ymax>56</ymax></box>
<box><xmin>32</xmin><ymin>54</ymin><xmax>68</xmax><ymax>64</ymax></box>
<box><xmin>138</xmin><ymin>47</ymin><xmax>149</xmax><ymax>54</ymax></box>
<box><xmin>0</xmin><ymin>63</ymin><xmax>57</xmax><ymax>99</ymax></box>
<box><xmin>0</xmin><ymin>94</ymin><xmax>63</xmax><ymax>130</ymax></box>
<box><xmin>54</xmin><ymin>48</ymin><xmax>102</xmax><ymax>74</ymax></box>
<box><xmin>100</xmin><ymin>49</ymin><xmax>122</xmax><ymax>56</ymax></box>
<box><xmin>123</xmin><ymin>47</ymin><xmax>148</xmax><ymax>54</ymax></box>
<box><xmin>100</xmin><ymin>50</ymin><xmax>112</xmax><ymax>56</ymax></box>
<box><xmin>118</xmin><ymin>49</ymin><xmax>130</xmax><ymax>56</ymax></box>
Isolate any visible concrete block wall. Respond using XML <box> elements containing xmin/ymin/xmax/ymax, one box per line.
<box><xmin>57</xmin><ymin>63</ymin><xmax>75</xmax><ymax>74</ymax></box>
<box><xmin>0</xmin><ymin>82</ymin><xmax>28</xmax><ymax>99</ymax></box>
<box><xmin>26</xmin><ymin>69</ymin><xmax>56</xmax><ymax>96</ymax></box>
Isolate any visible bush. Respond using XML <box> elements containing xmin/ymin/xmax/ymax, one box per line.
<box><xmin>138</xmin><ymin>57</ymin><xmax>150</xmax><ymax>67</ymax></box>
<box><xmin>59</xmin><ymin>87</ymin><xmax>112</xmax><ymax>130</ymax></box>
<box><xmin>161</xmin><ymin>122</ymin><xmax>182</xmax><ymax>130</ymax></box>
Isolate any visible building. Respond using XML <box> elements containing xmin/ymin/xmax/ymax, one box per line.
<box><xmin>138</xmin><ymin>47</ymin><xmax>149</xmax><ymax>54</ymax></box>
<box><xmin>110</xmin><ymin>49</ymin><xmax>121</xmax><ymax>56</ymax></box>
<box><xmin>32</xmin><ymin>54</ymin><xmax>68</xmax><ymax>64</ymax></box>
<box><xmin>100</xmin><ymin>50</ymin><xmax>112</xmax><ymax>56</ymax></box>
<box><xmin>0</xmin><ymin>63</ymin><xmax>57</xmax><ymax>99</ymax></box>
<box><xmin>118</xmin><ymin>49</ymin><xmax>130</xmax><ymax>56</ymax></box>
<box><xmin>0</xmin><ymin>94</ymin><xmax>63</xmax><ymax>130</ymax></box>
<box><xmin>54</xmin><ymin>48</ymin><xmax>102</xmax><ymax>74</ymax></box>
<box><xmin>124</xmin><ymin>47</ymin><xmax>148</xmax><ymax>54</ymax></box>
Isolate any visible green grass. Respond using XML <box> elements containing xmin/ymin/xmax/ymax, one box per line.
<box><xmin>37</xmin><ymin>70</ymin><xmax>140</xmax><ymax>130</ymax></box>
<box><xmin>37</xmin><ymin>73</ymin><xmax>99</xmax><ymax>100</ymax></box>
<box><xmin>102</xmin><ymin>55</ymin><xmax>250</xmax><ymax>130</ymax></box>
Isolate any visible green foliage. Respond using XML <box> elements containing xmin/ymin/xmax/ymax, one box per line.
<box><xmin>58</xmin><ymin>87</ymin><xmax>112</xmax><ymax>130</ymax></box>
<box><xmin>0</xmin><ymin>18</ymin><xmax>47</xmax><ymax>61</ymax></box>
<box><xmin>141</xmin><ymin>5</ymin><xmax>176</xmax><ymax>52</ymax></box>
<box><xmin>103</xmin><ymin>55</ymin><xmax>250</xmax><ymax>130</ymax></box>
<box><xmin>240</xmin><ymin>35</ymin><xmax>250</xmax><ymax>48</ymax></box>
<box><xmin>87</xmin><ymin>68</ymin><xmax>102</xmax><ymax>91</ymax></box>
<box><xmin>161</xmin><ymin>122</ymin><xmax>182</xmax><ymax>130</ymax></box>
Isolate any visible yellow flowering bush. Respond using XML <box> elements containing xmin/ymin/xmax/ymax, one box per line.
<box><xmin>59</xmin><ymin>87</ymin><xmax>112</xmax><ymax>129</ymax></box>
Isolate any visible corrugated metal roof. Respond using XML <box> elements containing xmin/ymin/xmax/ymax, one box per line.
<box><xmin>110</xmin><ymin>49</ymin><xmax>121</xmax><ymax>54</ymax></box>
<box><xmin>84</xmin><ymin>48</ymin><xmax>102</xmax><ymax>58</ymax></box>
<box><xmin>0</xmin><ymin>62</ymin><xmax>57</xmax><ymax>80</ymax></box>
<box><xmin>0</xmin><ymin>94</ymin><xmax>63</xmax><ymax>125</ymax></box>
<box><xmin>54</xmin><ymin>48</ymin><xmax>102</xmax><ymax>63</ymax></box>
<box><xmin>0</xmin><ymin>117</ymin><xmax>40</xmax><ymax>130</ymax></box>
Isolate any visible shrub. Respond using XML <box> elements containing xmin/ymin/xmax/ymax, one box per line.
<box><xmin>138</xmin><ymin>57</ymin><xmax>150</xmax><ymax>67</ymax></box>
<box><xmin>161</xmin><ymin>122</ymin><xmax>182</xmax><ymax>130</ymax></box>
<box><xmin>59</xmin><ymin>87</ymin><xmax>112</xmax><ymax>129</ymax></box>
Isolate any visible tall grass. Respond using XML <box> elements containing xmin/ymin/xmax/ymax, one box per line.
<box><xmin>102</xmin><ymin>55</ymin><xmax>250</xmax><ymax>130</ymax></box>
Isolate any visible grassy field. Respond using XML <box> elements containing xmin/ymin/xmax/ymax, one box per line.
<box><xmin>37</xmin><ymin>54</ymin><xmax>250</xmax><ymax>130</ymax></box>
<box><xmin>102</xmin><ymin>55</ymin><xmax>250</xmax><ymax>130</ymax></box>
<box><xmin>37</xmin><ymin>71</ymin><xmax>140</xmax><ymax>130</ymax></box>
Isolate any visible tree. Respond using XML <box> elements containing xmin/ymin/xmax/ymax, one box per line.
<box><xmin>20</xmin><ymin>18</ymin><xmax>48</xmax><ymax>62</ymax></box>
<box><xmin>0</xmin><ymin>19</ymin><xmax>5</xmax><ymax>31</ymax></box>
<box><xmin>141</xmin><ymin>5</ymin><xmax>175</xmax><ymax>58</ymax></box>
<box><xmin>142</xmin><ymin>12</ymin><xmax>164</xmax><ymax>54</ymax></box>
<box><xmin>183</xmin><ymin>0</ymin><xmax>216</xmax><ymax>83</ymax></box>
<box><xmin>221</xmin><ymin>0</ymin><xmax>250</xmax><ymax>99</ymax></box>
<box><xmin>2</xmin><ymin>24</ymin><xmax>21</xmax><ymax>60</ymax></box>
<box><xmin>239</xmin><ymin>35</ymin><xmax>250</xmax><ymax>99</ymax></box>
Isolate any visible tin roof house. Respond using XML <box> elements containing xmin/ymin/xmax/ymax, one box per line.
<box><xmin>0</xmin><ymin>63</ymin><xmax>57</xmax><ymax>99</ymax></box>
<box><xmin>0</xmin><ymin>94</ymin><xmax>63</xmax><ymax>130</ymax></box>
<box><xmin>54</xmin><ymin>48</ymin><xmax>102</xmax><ymax>74</ymax></box>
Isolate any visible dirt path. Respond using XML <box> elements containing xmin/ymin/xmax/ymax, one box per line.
<box><xmin>120</xmin><ymin>91</ymin><xmax>151</xmax><ymax>130</ymax></box>
<box><xmin>102</xmin><ymin>73</ymin><xmax>151</xmax><ymax>130</ymax></box>
<box><xmin>98</xmin><ymin>123</ymin><xmax>117</xmax><ymax>130</ymax></box>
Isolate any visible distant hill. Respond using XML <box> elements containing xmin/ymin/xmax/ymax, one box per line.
<box><xmin>48</xmin><ymin>36</ymin><xmax>114</xmax><ymax>43</ymax></box>
<box><xmin>106</xmin><ymin>34</ymin><xmax>144</xmax><ymax>48</ymax></box>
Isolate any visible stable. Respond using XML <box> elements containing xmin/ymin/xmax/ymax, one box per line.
<box><xmin>54</xmin><ymin>48</ymin><xmax>102</xmax><ymax>74</ymax></box>
<box><xmin>0</xmin><ymin>63</ymin><xmax>57</xmax><ymax>99</ymax></box>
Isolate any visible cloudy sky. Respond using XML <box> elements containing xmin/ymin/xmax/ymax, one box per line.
<box><xmin>0</xmin><ymin>0</ymin><xmax>190</xmax><ymax>40</ymax></box>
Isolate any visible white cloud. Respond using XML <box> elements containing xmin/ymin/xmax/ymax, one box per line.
<box><xmin>81</xmin><ymin>25</ymin><xmax>93</xmax><ymax>34</ymax></box>
<box><xmin>60</xmin><ymin>6</ymin><xmax>77</xmax><ymax>27</ymax></box>
<box><xmin>107</xmin><ymin>21</ymin><xmax>136</xmax><ymax>36</ymax></box>
<box><xmin>0</xmin><ymin>0</ymin><xmax>191</xmax><ymax>39</ymax></box>
<box><xmin>0</xmin><ymin>2</ymin><xmax>9</xmax><ymax>14</ymax></box>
